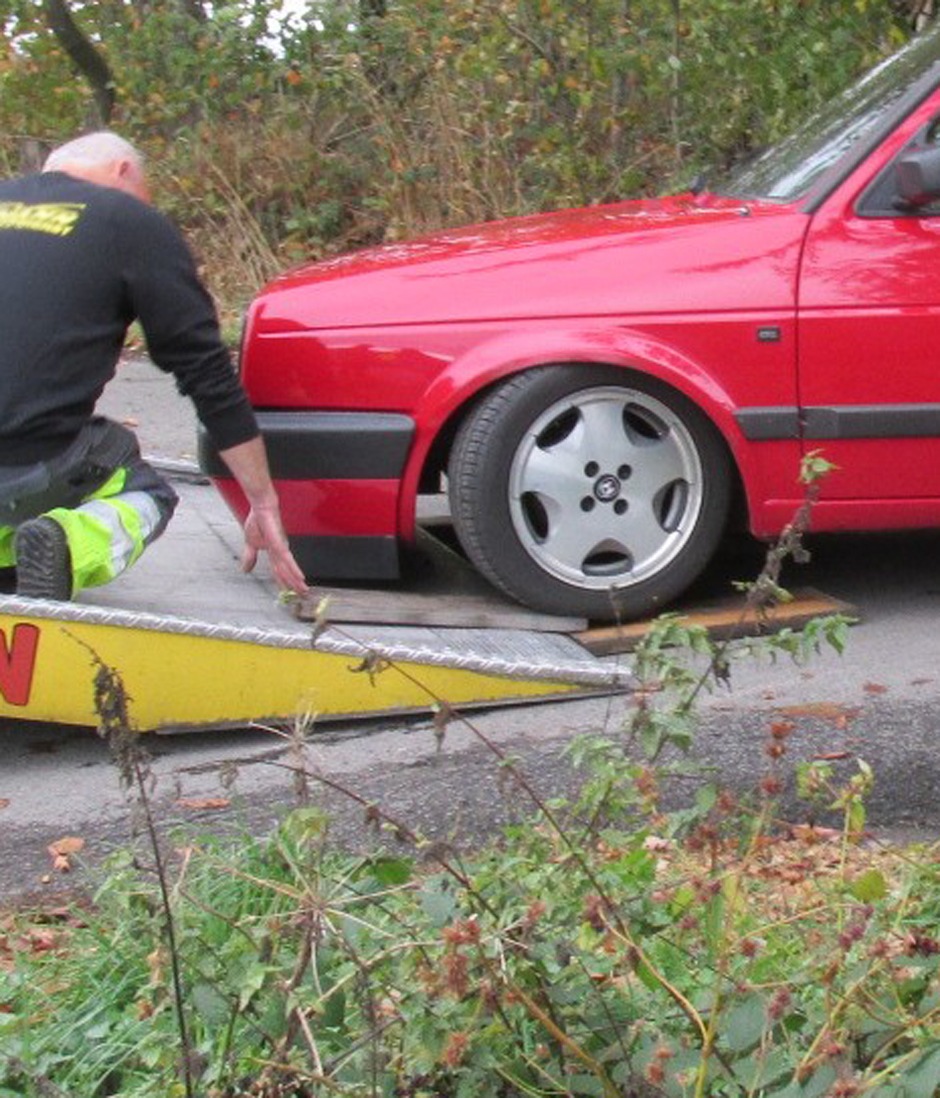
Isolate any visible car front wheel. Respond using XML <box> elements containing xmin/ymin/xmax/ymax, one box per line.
<box><xmin>448</xmin><ymin>365</ymin><xmax>732</xmax><ymax>621</ymax></box>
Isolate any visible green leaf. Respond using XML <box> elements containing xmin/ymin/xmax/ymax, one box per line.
<box><xmin>191</xmin><ymin>981</ymin><xmax>230</xmax><ymax>1026</ymax></box>
<box><xmin>564</xmin><ymin>1074</ymin><xmax>606</xmax><ymax>1096</ymax></box>
<box><xmin>369</xmin><ymin>856</ymin><xmax>413</xmax><ymax>887</ymax></box>
<box><xmin>321</xmin><ymin>986</ymin><xmax>347</xmax><ymax>1030</ymax></box>
<box><xmin>897</xmin><ymin>1045</ymin><xmax>940</xmax><ymax>1094</ymax></box>
<box><xmin>237</xmin><ymin>960</ymin><xmax>269</xmax><ymax>1011</ymax></box>
<box><xmin>847</xmin><ymin>799</ymin><xmax>867</xmax><ymax>834</ymax></box>
<box><xmin>421</xmin><ymin>880</ymin><xmax>458</xmax><ymax>926</ymax></box>
<box><xmin>850</xmin><ymin>868</ymin><xmax>887</xmax><ymax>902</ymax></box>
<box><xmin>695</xmin><ymin>782</ymin><xmax>718</xmax><ymax>812</ymax></box>
<box><xmin>723</xmin><ymin>992</ymin><xmax>768</xmax><ymax>1053</ymax></box>
<box><xmin>280</xmin><ymin>805</ymin><xmax>330</xmax><ymax>846</ymax></box>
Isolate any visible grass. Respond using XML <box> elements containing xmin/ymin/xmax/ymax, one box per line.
<box><xmin>2</xmin><ymin>778</ymin><xmax>940</xmax><ymax>1098</ymax></box>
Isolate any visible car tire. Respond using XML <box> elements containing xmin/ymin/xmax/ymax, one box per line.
<box><xmin>448</xmin><ymin>364</ymin><xmax>732</xmax><ymax>621</ymax></box>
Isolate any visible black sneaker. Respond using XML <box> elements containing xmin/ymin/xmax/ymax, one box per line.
<box><xmin>14</xmin><ymin>517</ymin><xmax>73</xmax><ymax>600</ymax></box>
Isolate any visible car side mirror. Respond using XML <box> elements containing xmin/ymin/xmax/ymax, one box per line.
<box><xmin>895</xmin><ymin>146</ymin><xmax>940</xmax><ymax>209</ymax></box>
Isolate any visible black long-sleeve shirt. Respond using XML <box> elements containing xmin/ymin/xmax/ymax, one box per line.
<box><xmin>0</xmin><ymin>171</ymin><xmax>258</xmax><ymax>465</ymax></box>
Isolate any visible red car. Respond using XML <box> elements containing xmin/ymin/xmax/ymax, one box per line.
<box><xmin>204</xmin><ymin>25</ymin><xmax>940</xmax><ymax>621</ymax></box>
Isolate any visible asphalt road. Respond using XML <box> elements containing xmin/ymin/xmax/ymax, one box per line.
<box><xmin>2</xmin><ymin>358</ymin><xmax>940</xmax><ymax>904</ymax></box>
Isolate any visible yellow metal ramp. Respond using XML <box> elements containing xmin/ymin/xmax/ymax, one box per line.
<box><xmin>0</xmin><ymin>477</ymin><xmax>626</xmax><ymax>732</ymax></box>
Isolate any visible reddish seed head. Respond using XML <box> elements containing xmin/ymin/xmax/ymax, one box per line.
<box><xmin>442</xmin><ymin>918</ymin><xmax>480</xmax><ymax>946</ymax></box>
<box><xmin>583</xmin><ymin>894</ymin><xmax>606</xmax><ymax>932</ymax></box>
<box><xmin>767</xmin><ymin>987</ymin><xmax>792</xmax><ymax>1021</ymax></box>
<box><xmin>645</xmin><ymin>1061</ymin><xmax>666</xmax><ymax>1085</ymax></box>
<box><xmin>523</xmin><ymin>900</ymin><xmax>547</xmax><ymax>929</ymax></box>
<box><xmin>440</xmin><ymin>1031</ymin><xmax>470</xmax><ymax>1067</ymax></box>
<box><xmin>443</xmin><ymin>952</ymin><xmax>469</xmax><ymax>999</ymax></box>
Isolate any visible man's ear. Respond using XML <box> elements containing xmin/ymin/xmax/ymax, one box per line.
<box><xmin>113</xmin><ymin>158</ymin><xmax>151</xmax><ymax>203</ymax></box>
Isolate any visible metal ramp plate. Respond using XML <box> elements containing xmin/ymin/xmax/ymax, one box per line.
<box><xmin>0</xmin><ymin>480</ymin><xmax>626</xmax><ymax>732</ymax></box>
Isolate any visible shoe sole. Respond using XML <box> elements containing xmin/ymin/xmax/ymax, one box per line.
<box><xmin>14</xmin><ymin>518</ymin><xmax>72</xmax><ymax>600</ymax></box>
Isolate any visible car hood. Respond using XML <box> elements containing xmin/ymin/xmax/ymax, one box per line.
<box><xmin>250</xmin><ymin>194</ymin><xmax>808</xmax><ymax>332</ymax></box>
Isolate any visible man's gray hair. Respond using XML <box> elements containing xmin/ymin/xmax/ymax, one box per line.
<box><xmin>43</xmin><ymin>132</ymin><xmax>144</xmax><ymax>172</ymax></box>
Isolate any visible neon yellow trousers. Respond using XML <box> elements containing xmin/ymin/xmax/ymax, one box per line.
<box><xmin>0</xmin><ymin>419</ymin><xmax>178</xmax><ymax>596</ymax></box>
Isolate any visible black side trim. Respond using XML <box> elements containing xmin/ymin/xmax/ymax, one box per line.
<box><xmin>735</xmin><ymin>407</ymin><xmax>801</xmax><ymax>441</ymax></box>
<box><xmin>198</xmin><ymin>411</ymin><xmax>415</xmax><ymax>479</ymax></box>
<box><xmin>736</xmin><ymin>403</ymin><xmax>940</xmax><ymax>442</ymax></box>
<box><xmin>804</xmin><ymin>404</ymin><xmax>940</xmax><ymax>439</ymax></box>
<box><xmin>291</xmin><ymin>534</ymin><xmax>400</xmax><ymax>581</ymax></box>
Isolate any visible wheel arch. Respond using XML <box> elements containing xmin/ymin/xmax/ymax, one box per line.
<box><xmin>403</xmin><ymin>331</ymin><xmax>752</xmax><ymax>531</ymax></box>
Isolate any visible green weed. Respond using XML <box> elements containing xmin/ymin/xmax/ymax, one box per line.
<box><xmin>2</xmin><ymin>455</ymin><xmax>940</xmax><ymax>1097</ymax></box>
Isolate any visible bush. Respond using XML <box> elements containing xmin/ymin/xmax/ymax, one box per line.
<box><xmin>0</xmin><ymin>2</ymin><xmax>917</xmax><ymax>318</ymax></box>
<box><xmin>3</xmin><ymin>460</ymin><xmax>940</xmax><ymax>1097</ymax></box>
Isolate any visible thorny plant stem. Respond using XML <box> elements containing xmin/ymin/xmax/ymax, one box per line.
<box><xmin>348</xmin><ymin>656</ymin><xmax>651</xmax><ymax>921</ymax></box>
<box><xmin>671</xmin><ymin>481</ymin><xmax>823</xmax><ymax>723</ymax></box>
<box><xmin>130</xmin><ymin>754</ymin><xmax>195</xmax><ymax>1098</ymax></box>
<box><xmin>278</xmin><ymin>742</ymin><xmax>706</xmax><ymax>1093</ymax></box>
<box><xmin>79</xmin><ymin>641</ymin><xmax>197</xmax><ymax>1098</ymax></box>
<box><xmin>267</xmin><ymin>740</ymin><xmax>635</xmax><ymax>1091</ymax></box>
<box><xmin>498</xmin><ymin>977</ymin><xmax>621</xmax><ymax>1098</ymax></box>
<box><xmin>264</xmin><ymin>758</ymin><xmax>504</xmax><ymax>922</ymax></box>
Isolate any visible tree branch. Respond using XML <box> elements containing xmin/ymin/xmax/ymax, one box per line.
<box><xmin>41</xmin><ymin>0</ymin><xmax>116</xmax><ymax>125</ymax></box>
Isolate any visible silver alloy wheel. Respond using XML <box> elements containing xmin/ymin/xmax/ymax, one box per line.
<box><xmin>507</xmin><ymin>385</ymin><xmax>705</xmax><ymax>590</ymax></box>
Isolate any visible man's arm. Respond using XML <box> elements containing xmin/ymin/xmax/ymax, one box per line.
<box><xmin>115</xmin><ymin>200</ymin><xmax>309</xmax><ymax>595</ymax></box>
<box><xmin>217</xmin><ymin>435</ymin><xmax>309</xmax><ymax>596</ymax></box>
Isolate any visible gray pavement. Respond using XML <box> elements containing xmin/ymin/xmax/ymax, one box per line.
<box><xmin>97</xmin><ymin>351</ymin><xmax>200</xmax><ymax>464</ymax></box>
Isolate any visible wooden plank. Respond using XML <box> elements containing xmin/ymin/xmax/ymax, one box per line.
<box><xmin>295</xmin><ymin>584</ymin><xmax>587</xmax><ymax>632</ymax></box>
<box><xmin>572</xmin><ymin>588</ymin><xmax>857</xmax><ymax>656</ymax></box>
<box><xmin>294</xmin><ymin>528</ymin><xmax>588</xmax><ymax>633</ymax></box>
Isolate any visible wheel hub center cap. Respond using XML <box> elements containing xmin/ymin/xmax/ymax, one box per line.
<box><xmin>593</xmin><ymin>474</ymin><xmax>622</xmax><ymax>502</ymax></box>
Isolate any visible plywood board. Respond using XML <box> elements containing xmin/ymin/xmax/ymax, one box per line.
<box><xmin>572</xmin><ymin>588</ymin><xmax>857</xmax><ymax>656</ymax></box>
<box><xmin>294</xmin><ymin>528</ymin><xmax>588</xmax><ymax>633</ymax></box>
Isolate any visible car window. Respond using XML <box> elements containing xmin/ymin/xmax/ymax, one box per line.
<box><xmin>713</xmin><ymin>25</ymin><xmax>940</xmax><ymax>204</ymax></box>
<box><xmin>856</xmin><ymin>113</ymin><xmax>940</xmax><ymax>217</ymax></box>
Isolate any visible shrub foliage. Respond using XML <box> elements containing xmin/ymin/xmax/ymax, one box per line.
<box><xmin>0</xmin><ymin>1</ymin><xmax>925</xmax><ymax>310</ymax></box>
<box><xmin>4</xmin><ymin>461</ymin><xmax>940</xmax><ymax>1097</ymax></box>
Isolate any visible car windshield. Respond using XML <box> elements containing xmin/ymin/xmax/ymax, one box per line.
<box><xmin>715</xmin><ymin>25</ymin><xmax>940</xmax><ymax>202</ymax></box>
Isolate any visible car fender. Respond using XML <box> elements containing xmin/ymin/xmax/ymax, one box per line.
<box><xmin>398</xmin><ymin>325</ymin><xmax>759</xmax><ymax>532</ymax></box>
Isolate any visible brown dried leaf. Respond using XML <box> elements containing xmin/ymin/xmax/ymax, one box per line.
<box><xmin>46</xmin><ymin>836</ymin><xmax>85</xmax><ymax>873</ymax></box>
<box><xmin>778</xmin><ymin>702</ymin><xmax>861</xmax><ymax>724</ymax></box>
<box><xmin>47</xmin><ymin>836</ymin><xmax>85</xmax><ymax>857</ymax></box>
<box><xmin>175</xmin><ymin>797</ymin><xmax>230</xmax><ymax>811</ymax></box>
<box><xmin>789</xmin><ymin>824</ymin><xmax>842</xmax><ymax>844</ymax></box>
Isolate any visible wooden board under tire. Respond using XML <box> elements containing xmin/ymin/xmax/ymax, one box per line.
<box><xmin>294</xmin><ymin>527</ymin><xmax>588</xmax><ymax>633</ymax></box>
<box><xmin>572</xmin><ymin>588</ymin><xmax>857</xmax><ymax>656</ymax></box>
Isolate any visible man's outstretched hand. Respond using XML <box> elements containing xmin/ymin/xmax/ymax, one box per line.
<box><xmin>241</xmin><ymin>503</ymin><xmax>309</xmax><ymax>596</ymax></box>
<box><xmin>218</xmin><ymin>435</ymin><xmax>310</xmax><ymax>597</ymax></box>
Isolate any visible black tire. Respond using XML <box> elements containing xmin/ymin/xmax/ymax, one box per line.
<box><xmin>448</xmin><ymin>364</ymin><xmax>732</xmax><ymax>621</ymax></box>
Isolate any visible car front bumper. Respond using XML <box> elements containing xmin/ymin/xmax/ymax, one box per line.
<box><xmin>198</xmin><ymin>410</ymin><xmax>415</xmax><ymax>580</ymax></box>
